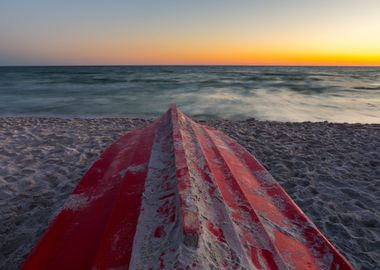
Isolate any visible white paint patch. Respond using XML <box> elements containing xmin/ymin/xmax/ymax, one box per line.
<box><xmin>128</xmin><ymin>113</ymin><xmax>187</xmax><ymax>269</ymax></box>
<box><xmin>127</xmin><ymin>164</ymin><xmax>147</xmax><ymax>173</ymax></box>
<box><xmin>62</xmin><ymin>193</ymin><xmax>88</xmax><ymax>211</ymax></box>
<box><xmin>253</xmin><ymin>170</ymin><xmax>276</xmax><ymax>186</ymax></box>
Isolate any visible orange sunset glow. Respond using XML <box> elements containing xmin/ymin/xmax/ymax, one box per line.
<box><xmin>0</xmin><ymin>0</ymin><xmax>379</xmax><ymax>66</ymax></box>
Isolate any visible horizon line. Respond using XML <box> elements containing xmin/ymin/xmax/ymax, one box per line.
<box><xmin>1</xmin><ymin>64</ymin><xmax>379</xmax><ymax>68</ymax></box>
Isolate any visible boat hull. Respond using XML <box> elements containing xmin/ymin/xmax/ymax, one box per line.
<box><xmin>22</xmin><ymin>105</ymin><xmax>354</xmax><ymax>270</ymax></box>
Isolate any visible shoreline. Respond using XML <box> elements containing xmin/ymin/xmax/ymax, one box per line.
<box><xmin>0</xmin><ymin>117</ymin><xmax>379</xmax><ymax>269</ymax></box>
<box><xmin>1</xmin><ymin>115</ymin><xmax>379</xmax><ymax>125</ymax></box>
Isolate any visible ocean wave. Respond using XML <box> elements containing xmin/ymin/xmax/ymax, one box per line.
<box><xmin>0</xmin><ymin>66</ymin><xmax>379</xmax><ymax>123</ymax></box>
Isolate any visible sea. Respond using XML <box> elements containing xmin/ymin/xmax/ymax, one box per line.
<box><xmin>0</xmin><ymin>66</ymin><xmax>379</xmax><ymax>123</ymax></box>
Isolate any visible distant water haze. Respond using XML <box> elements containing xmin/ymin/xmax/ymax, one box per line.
<box><xmin>0</xmin><ymin>66</ymin><xmax>379</xmax><ymax>123</ymax></box>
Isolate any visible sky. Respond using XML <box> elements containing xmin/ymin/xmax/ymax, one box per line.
<box><xmin>0</xmin><ymin>0</ymin><xmax>379</xmax><ymax>66</ymax></box>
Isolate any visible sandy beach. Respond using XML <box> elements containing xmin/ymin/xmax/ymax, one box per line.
<box><xmin>0</xmin><ymin>117</ymin><xmax>379</xmax><ymax>269</ymax></box>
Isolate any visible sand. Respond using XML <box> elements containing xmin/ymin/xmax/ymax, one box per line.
<box><xmin>0</xmin><ymin>117</ymin><xmax>379</xmax><ymax>269</ymax></box>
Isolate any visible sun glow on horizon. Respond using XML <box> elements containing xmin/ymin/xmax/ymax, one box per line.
<box><xmin>0</xmin><ymin>0</ymin><xmax>379</xmax><ymax>66</ymax></box>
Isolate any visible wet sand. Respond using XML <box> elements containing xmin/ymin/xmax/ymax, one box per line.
<box><xmin>0</xmin><ymin>117</ymin><xmax>379</xmax><ymax>269</ymax></box>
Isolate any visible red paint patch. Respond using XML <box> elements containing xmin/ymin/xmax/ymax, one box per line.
<box><xmin>232</xmin><ymin>212</ymin><xmax>242</xmax><ymax>220</ymax></box>
<box><xmin>250</xmin><ymin>246</ymin><xmax>261</xmax><ymax>269</ymax></box>
<box><xmin>170</xmin><ymin>213</ymin><xmax>176</xmax><ymax>222</ymax></box>
<box><xmin>156</xmin><ymin>201</ymin><xmax>175</xmax><ymax>218</ymax></box>
<box><xmin>159</xmin><ymin>252</ymin><xmax>165</xmax><ymax>269</ymax></box>
<box><xmin>159</xmin><ymin>192</ymin><xmax>175</xmax><ymax>200</ymax></box>
<box><xmin>262</xmin><ymin>249</ymin><xmax>279</xmax><ymax>270</ymax></box>
<box><xmin>207</xmin><ymin>221</ymin><xmax>225</xmax><ymax>242</ymax></box>
<box><xmin>154</xmin><ymin>226</ymin><xmax>166</xmax><ymax>238</ymax></box>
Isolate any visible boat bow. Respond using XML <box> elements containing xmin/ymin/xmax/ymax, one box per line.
<box><xmin>22</xmin><ymin>105</ymin><xmax>354</xmax><ymax>270</ymax></box>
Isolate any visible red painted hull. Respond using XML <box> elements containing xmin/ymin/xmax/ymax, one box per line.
<box><xmin>22</xmin><ymin>105</ymin><xmax>354</xmax><ymax>269</ymax></box>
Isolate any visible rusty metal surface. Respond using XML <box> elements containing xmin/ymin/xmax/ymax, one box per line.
<box><xmin>22</xmin><ymin>105</ymin><xmax>354</xmax><ymax>270</ymax></box>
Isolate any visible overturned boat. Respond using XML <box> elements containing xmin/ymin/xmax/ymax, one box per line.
<box><xmin>22</xmin><ymin>105</ymin><xmax>354</xmax><ymax>270</ymax></box>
